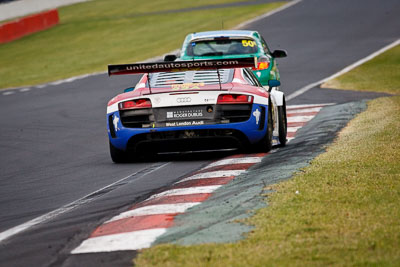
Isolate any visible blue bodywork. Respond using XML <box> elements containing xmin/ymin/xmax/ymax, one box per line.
<box><xmin>107</xmin><ymin>103</ymin><xmax>269</xmax><ymax>151</ymax></box>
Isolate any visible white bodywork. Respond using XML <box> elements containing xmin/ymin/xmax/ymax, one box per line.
<box><xmin>107</xmin><ymin>91</ymin><xmax>270</xmax><ymax>114</ymax></box>
<box><xmin>269</xmin><ymin>87</ymin><xmax>285</xmax><ymax>137</ymax></box>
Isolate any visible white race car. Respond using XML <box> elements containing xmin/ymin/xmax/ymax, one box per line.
<box><xmin>106</xmin><ymin>57</ymin><xmax>287</xmax><ymax>162</ymax></box>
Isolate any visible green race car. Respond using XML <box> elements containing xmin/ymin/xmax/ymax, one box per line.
<box><xmin>165</xmin><ymin>30</ymin><xmax>287</xmax><ymax>86</ymax></box>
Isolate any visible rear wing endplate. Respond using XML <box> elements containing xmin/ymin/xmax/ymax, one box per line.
<box><xmin>108</xmin><ymin>57</ymin><xmax>257</xmax><ymax>76</ymax></box>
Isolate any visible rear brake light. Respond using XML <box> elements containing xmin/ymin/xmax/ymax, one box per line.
<box><xmin>253</xmin><ymin>62</ymin><xmax>270</xmax><ymax>70</ymax></box>
<box><xmin>217</xmin><ymin>94</ymin><xmax>253</xmax><ymax>104</ymax></box>
<box><xmin>119</xmin><ymin>98</ymin><xmax>152</xmax><ymax>110</ymax></box>
<box><xmin>252</xmin><ymin>56</ymin><xmax>270</xmax><ymax>71</ymax></box>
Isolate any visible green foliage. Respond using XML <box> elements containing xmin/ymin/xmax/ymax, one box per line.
<box><xmin>322</xmin><ymin>45</ymin><xmax>400</xmax><ymax>94</ymax></box>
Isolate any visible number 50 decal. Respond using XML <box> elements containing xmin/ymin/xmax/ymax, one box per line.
<box><xmin>242</xmin><ymin>40</ymin><xmax>256</xmax><ymax>47</ymax></box>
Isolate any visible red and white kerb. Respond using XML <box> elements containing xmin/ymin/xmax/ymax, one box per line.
<box><xmin>72</xmin><ymin>103</ymin><xmax>330</xmax><ymax>254</ymax></box>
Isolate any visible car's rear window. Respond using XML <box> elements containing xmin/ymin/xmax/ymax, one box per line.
<box><xmin>186</xmin><ymin>38</ymin><xmax>259</xmax><ymax>57</ymax></box>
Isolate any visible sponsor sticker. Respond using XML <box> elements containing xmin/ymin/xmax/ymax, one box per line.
<box><xmin>242</xmin><ymin>40</ymin><xmax>256</xmax><ymax>47</ymax></box>
<box><xmin>172</xmin><ymin>83</ymin><xmax>204</xmax><ymax>90</ymax></box>
<box><xmin>113</xmin><ymin>113</ymin><xmax>120</xmax><ymax>131</ymax></box>
<box><xmin>154</xmin><ymin>106</ymin><xmax>214</xmax><ymax>123</ymax></box>
<box><xmin>204</xmin><ymin>98</ymin><xmax>216</xmax><ymax>103</ymax></box>
<box><xmin>166</xmin><ymin>121</ymin><xmax>205</xmax><ymax>127</ymax></box>
<box><xmin>166</xmin><ymin>109</ymin><xmax>204</xmax><ymax>119</ymax></box>
<box><xmin>253</xmin><ymin>108</ymin><xmax>261</xmax><ymax>125</ymax></box>
<box><xmin>108</xmin><ymin>57</ymin><xmax>256</xmax><ymax>75</ymax></box>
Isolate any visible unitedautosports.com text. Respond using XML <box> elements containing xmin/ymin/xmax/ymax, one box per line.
<box><xmin>126</xmin><ymin>60</ymin><xmax>240</xmax><ymax>71</ymax></box>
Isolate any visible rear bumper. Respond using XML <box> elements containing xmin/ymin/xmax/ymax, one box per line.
<box><xmin>107</xmin><ymin>104</ymin><xmax>269</xmax><ymax>153</ymax></box>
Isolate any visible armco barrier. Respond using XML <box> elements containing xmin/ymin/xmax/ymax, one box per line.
<box><xmin>0</xmin><ymin>9</ymin><xmax>59</xmax><ymax>44</ymax></box>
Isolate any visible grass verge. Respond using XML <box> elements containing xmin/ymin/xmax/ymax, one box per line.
<box><xmin>321</xmin><ymin>44</ymin><xmax>400</xmax><ymax>94</ymax></box>
<box><xmin>0</xmin><ymin>0</ymin><xmax>285</xmax><ymax>89</ymax></box>
<box><xmin>134</xmin><ymin>48</ymin><xmax>400</xmax><ymax>265</ymax></box>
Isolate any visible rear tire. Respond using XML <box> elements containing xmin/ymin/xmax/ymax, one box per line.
<box><xmin>109</xmin><ymin>141</ymin><xmax>130</xmax><ymax>163</ymax></box>
<box><xmin>278</xmin><ymin>101</ymin><xmax>287</xmax><ymax>147</ymax></box>
<box><xmin>252</xmin><ymin>103</ymin><xmax>273</xmax><ymax>152</ymax></box>
<box><xmin>264</xmin><ymin>104</ymin><xmax>273</xmax><ymax>151</ymax></box>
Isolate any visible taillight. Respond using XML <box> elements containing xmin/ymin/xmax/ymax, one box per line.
<box><xmin>119</xmin><ymin>98</ymin><xmax>152</xmax><ymax>110</ymax></box>
<box><xmin>217</xmin><ymin>94</ymin><xmax>253</xmax><ymax>104</ymax></box>
<box><xmin>252</xmin><ymin>56</ymin><xmax>270</xmax><ymax>70</ymax></box>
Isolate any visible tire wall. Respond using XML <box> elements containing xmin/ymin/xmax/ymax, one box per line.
<box><xmin>0</xmin><ymin>9</ymin><xmax>59</xmax><ymax>44</ymax></box>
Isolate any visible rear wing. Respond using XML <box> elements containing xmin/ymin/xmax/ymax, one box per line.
<box><xmin>108</xmin><ymin>57</ymin><xmax>257</xmax><ymax>76</ymax></box>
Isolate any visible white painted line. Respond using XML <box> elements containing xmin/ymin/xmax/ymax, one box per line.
<box><xmin>71</xmin><ymin>228</ymin><xmax>166</xmax><ymax>254</ymax></box>
<box><xmin>106</xmin><ymin>202</ymin><xmax>200</xmax><ymax>223</ymax></box>
<box><xmin>202</xmin><ymin>157</ymin><xmax>263</xmax><ymax>170</ymax></box>
<box><xmin>0</xmin><ymin>163</ymin><xmax>170</xmax><ymax>243</ymax></box>
<box><xmin>147</xmin><ymin>185</ymin><xmax>222</xmax><ymax>201</ymax></box>
<box><xmin>287</xmin><ymin>126</ymin><xmax>302</xmax><ymax>132</ymax></box>
<box><xmin>2</xmin><ymin>91</ymin><xmax>14</xmax><ymax>96</ymax></box>
<box><xmin>235</xmin><ymin>0</ymin><xmax>303</xmax><ymax>29</ymax></box>
<box><xmin>50</xmin><ymin>80</ymin><xmax>67</xmax><ymax>86</ymax></box>
<box><xmin>49</xmin><ymin>72</ymin><xmax>103</xmax><ymax>86</ymax></box>
<box><xmin>178</xmin><ymin>170</ymin><xmax>246</xmax><ymax>183</ymax></box>
<box><xmin>287</xmin><ymin>115</ymin><xmax>315</xmax><ymax>123</ymax></box>
<box><xmin>287</xmin><ymin>107</ymin><xmax>322</xmax><ymax>114</ymax></box>
<box><xmin>19</xmin><ymin>88</ymin><xmax>31</xmax><ymax>92</ymax></box>
<box><xmin>286</xmin><ymin>39</ymin><xmax>400</xmax><ymax>101</ymax></box>
<box><xmin>2</xmin><ymin>71</ymin><xmax>106</xmax><ymax>92</ymax></box>
<box><xmin>286</xmin><ymin>103</ymin><xmax>335</xmax><ymax>110</ymax></box>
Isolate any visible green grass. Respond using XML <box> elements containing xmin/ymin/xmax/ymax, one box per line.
<box><xmin>321</xmin><ymin>44</ymin><xmax>400</xmax><ymax>94</ymax></box>
<box><xmin>135</xmin><ymin>47</ymin><xmax>400</xmax><ymax>266</ymax></box>
<box><xmin>0</xmin><ymin>0</ymin><xmax>285</xmax><ymax>89</ymax></box>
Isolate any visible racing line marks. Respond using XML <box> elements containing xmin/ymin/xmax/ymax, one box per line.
<box><xmin>0</xmin><ymin>162</ymin><xmax>170</xmax><ymax>243</ymax></box>
<box><xmin>71</xmin><ymin>103</ymin><xmax>330</xmax><ymax>254</ymax></box>
<box><xmin>2</xmin><ymin>91</ymin><xmax>14</xmax><ymax>96</ymax></box>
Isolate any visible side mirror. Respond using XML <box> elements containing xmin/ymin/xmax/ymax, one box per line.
<box><xmin>124</xmin><ymin>87</ymin><xmax>134</xmax><ymax>93</ymax></box>
<box><xmin>268</xmin><ymin>79</ymin><xmax>281</xmax><ymax>88</ymax></box>
<box><xmin>164</xmin><ymin>54</ymin><xmax>177</xmax><ymax>62</ymax></box>
<box><xmin>271</xmin><ymin>50</ymin><xmax>287</xmax><ymax>58</ymax></box>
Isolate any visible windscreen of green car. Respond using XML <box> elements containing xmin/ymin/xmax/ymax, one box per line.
<box><xmin>186</xmin><ymin>39</ymin><xmax>259</xmax><ymax>57</ymax></box>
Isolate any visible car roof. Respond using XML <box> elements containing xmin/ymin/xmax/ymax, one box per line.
<box><xmin>186</xmin><ymin>30</ymin><xmax>258</xmax><ymax>41</ymax></box>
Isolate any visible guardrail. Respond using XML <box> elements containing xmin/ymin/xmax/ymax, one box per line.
<box><xmin>0</xmin><ymin>9</ymin><xmax>59</xmax><ymax>44</ymax></box>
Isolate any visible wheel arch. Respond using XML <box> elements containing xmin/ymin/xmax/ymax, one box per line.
<box><xmin>270</xmin><ymin>89</ymin><xmax>285</xmax><ymax>106</ymax></box>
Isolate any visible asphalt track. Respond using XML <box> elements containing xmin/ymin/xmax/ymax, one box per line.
<box><xmin>0</xmin><ymin>0</ymin><xmax>399</xmax><ymax>266</ymax></box>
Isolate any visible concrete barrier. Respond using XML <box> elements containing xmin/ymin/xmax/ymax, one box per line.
<box><xmin>0</xmin><ymin>9</ymin><xmax>59</xmax><ymax>44</ymax></box>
